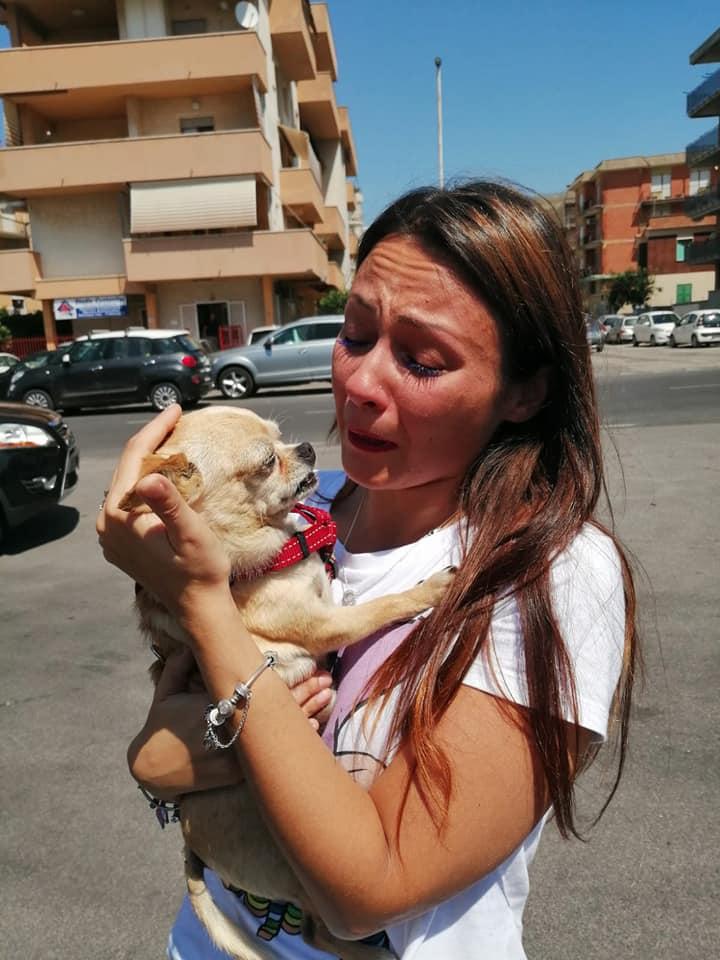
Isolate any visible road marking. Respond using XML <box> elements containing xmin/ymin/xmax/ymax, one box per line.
<box><xmin>605</xmin><ymin>423</ymin><xmax>638</xmax><ymax>429</ymax></box>
<box><xmin>668</xmin><ymin>383</ymin><xmax>720</xmax><ymax>391</ymax></box>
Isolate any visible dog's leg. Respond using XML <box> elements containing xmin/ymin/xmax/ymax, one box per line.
<box><xmin>255</xmin><ymin>568</ymin><xmax>455</xmax><ymax>657</ymax></box>
<box><xmin>302</xmin><ymin>912</ymin><xmax>396</xmax><ymax>960</ymax></box>
<box><xmin>185</xmin><ymin>845</ymin><xmax>277</xmax><ymax>960</ymax></box>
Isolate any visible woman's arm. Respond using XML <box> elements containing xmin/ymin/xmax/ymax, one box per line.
<box><xmin>99</xmin><ymin>410</ymin><xmax>588</xmax><ymax>939</ymax></box>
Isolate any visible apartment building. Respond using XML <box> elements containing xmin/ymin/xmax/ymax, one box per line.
<box><xmin>566</xmin><ymin>154</ymin><xmax>717</xmax><ymax>314</ymax></box>
<box><xmin>684</xmin><ymin>26</ymin><xmax>720</xmax><ymax>301</ymax></box>
<box><xmin>0</xmin><ymin>0</ymin><xmax>361</xmax><ymax>347</ymax></box>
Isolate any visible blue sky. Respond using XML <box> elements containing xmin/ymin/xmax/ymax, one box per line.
<box><xmin>2</xmin><ymin>3</ymin><xmax>718</xmax><ymax>224</ymax></box>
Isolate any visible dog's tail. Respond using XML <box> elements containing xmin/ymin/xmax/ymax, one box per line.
<box><xmin>185</xmin><ymin>846</ymin><xmax>276</xmax><ymax>960</ymax></box>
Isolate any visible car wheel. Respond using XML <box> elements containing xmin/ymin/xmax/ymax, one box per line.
<box><xmin>669</xmin><ymin>335</ymin><xmax>677</xmax><ymax>348</ymax></box>
<box><xmin>650</xmin><ymin>334</ymin><xmax>656</xmax><ymax>346</ymax></box>
<box><xmin>22</xmin><ymin>388</ymin><xmax>54</xmax><ymax>409</ymax></box>
<box><xmin>691</xmin><ymin>335</ymin><xmax>698</xmax><ymax>348</ymax></box>
<box><xmin>632</xmin><ymin>337</ymin><xmax>639</xmax><ymax>347</ymax></box>
<box><xmin>149</xmin><ymin>382</ymin><xmax>183</xmax><ymax>411</ymax></box>
<box><xmin>218</xmin><ymin>366</ymin><xmax>256</xmax><ymax>399</ymax></box>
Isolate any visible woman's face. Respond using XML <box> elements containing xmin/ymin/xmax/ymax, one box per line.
<box><xmin>332</xmin><ymin>235</ymin><xmax>523</xmax><ymax>494</ymax></box>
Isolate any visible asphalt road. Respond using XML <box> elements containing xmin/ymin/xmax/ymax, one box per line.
<box><xmin>1</xmin><ymin>348</ymin><xmax>718</xmax><ymax>959</ymax></box>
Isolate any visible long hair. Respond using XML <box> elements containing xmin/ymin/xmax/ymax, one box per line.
<box><xmin>339</xmin><ymin>180</ymin><xmax>639</xmax><ymax>838</ymax></box>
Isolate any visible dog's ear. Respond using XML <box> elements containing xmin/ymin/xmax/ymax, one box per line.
<box><xmin>118</xmin><ymin>453</ymin><xmax>203</xmax><ymax>511</ymax></box>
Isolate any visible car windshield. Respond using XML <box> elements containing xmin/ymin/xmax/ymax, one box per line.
<box><xmin>653</xmin><ymin>314</ymin><xmax>677</xmax><ymax>324</ymax></box>
<box><xmin>700</xmin><ymin>313</ymin><xmax>720</xmax><ymax>327</ymax></box>
<box><xmin>623</xmin><ymin>317</ymin><xmax>637</xmax><ymax>326</ymax></box>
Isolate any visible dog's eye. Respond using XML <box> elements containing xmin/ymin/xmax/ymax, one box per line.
<box><xmin>263</xmin><ymin>452</ymin><xmax>276</xmax><ymax>470</ymax></box>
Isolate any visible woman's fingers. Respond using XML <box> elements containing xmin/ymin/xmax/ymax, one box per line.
<box><xmin>132</xmin><ymin>473</ymin><xmax>204</xmax><ymax>554</ymax></box>
<box><xmin>290</xmin><ymin>670</ymin><xmax>333</xmax><ymax>719</ymax></box>
<box><xmin>106</xmin><ymin>404</ymin><xmax>182</xmax><ymax>510</ymax></box>
<box><xmin>154</xmin><ymin>647</ymin><xmax>197</xmax><ymax>702</ymax></box>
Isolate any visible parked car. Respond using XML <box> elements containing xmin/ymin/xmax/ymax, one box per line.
<box><xmin>632</xmin><ymin>311</ymin><xmax>680</xmax><ymax>346</ymax></box>
<box><xmin>247</xmin><ymin>325</ymin><xmax>280</xmax><ymax>345</ymax></box>
<box><xmin>585</xmin><ymin>317</ymin><xmax>605</xmax><ymax>352</ymax></box>
<box><xmin>0</xmin><ymin>352</ymin><xmax>21</xmax><ymax>399</ymax></box>
<box><xmin>669</xmin><ymin>309</ymin><xmax>720</xmax><ymax>348</ymax></box>
<box><xmin>212</xmin><ymin>315</ymin><xmax>345</xmax><ymax>399</ymax></box>
<box><xmin>601</xmin><ymin>315</ymin><xmax>636</xmax><ymax>344</ymax></box>
<box><xmin>0</xmin><ymin>401</ymin><xmax>79</xmax><ymax>540</ymax></box>
<box><xmin>5</xmin><ymin>329</ymin><xmax>212</xmax><ymax>412</ymax></box>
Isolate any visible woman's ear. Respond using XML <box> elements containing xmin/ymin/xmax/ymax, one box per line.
<box><xmin>502</xmin><ymin>367</ymin><xmax>550</xmax><ymax>424</ymax></box>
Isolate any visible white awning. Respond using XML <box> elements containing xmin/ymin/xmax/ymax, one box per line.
<box><xmin>130</xmin><ymin>176</ymin><xmax>257</xmax><ymax>234</ymax></box>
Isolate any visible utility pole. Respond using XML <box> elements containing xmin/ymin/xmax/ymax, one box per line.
<box><xmin>435</xmin><ymin>56</ymin><xmax>444</xmax><ymax>189</ymax></box>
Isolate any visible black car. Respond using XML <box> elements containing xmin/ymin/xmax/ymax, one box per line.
<box><xmin>0</xmin><ymin>401</ymin><xmax>80</xmax><ymax>539</ymax></box>
<box><xmin>5</xmin><ymin>329</ymin><xmax>212</xmax><ymax>412</ymax></box>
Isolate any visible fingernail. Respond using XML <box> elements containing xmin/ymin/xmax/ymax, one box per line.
<box><xmin>316</xmin><ymin>689</ymin><xmax>332</xmax><ymax>705</ymax></box>
<box><xmin>317</xmin><ymin>674</ymin><xmax>333</xmax><ymax>688</ymax></box>
<box><xmin>309</xmin><ymin>719</ymin><xmax>320</xmax><ymax>730</ymax></box>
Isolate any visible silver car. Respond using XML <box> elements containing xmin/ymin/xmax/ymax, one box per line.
<box><xmin>212</xmin><ymin>315</ymin><xmax>345</xmax><ymax>399</ymax></box>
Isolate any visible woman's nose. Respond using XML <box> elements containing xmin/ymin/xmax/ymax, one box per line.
<box><xmin>342</xmin><ymin>345</ymin><xmax>389</xmax><ymax>409</ymax></box>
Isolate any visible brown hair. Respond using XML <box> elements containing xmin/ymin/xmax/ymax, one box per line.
<box><xmin>337</xmin><ymin>180</ymin><xmax>639</xmax><ymax>838</ymax></box>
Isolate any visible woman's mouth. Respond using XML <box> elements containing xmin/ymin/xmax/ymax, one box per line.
<box><xmin>347</xmin><ymin>430</ymin><xmax>398</xmax><ymax>453</ymax></box>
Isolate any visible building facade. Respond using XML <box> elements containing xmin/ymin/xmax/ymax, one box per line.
<box><xmin>0</xmin><ymin>0</ymin><xmax>361</xmax><ymax>346</ymax></box>
<box><xmin>684</xmin><ymin>25</ymin><xmax>720</xmax><ymax>302</ymax></box>
<box><xmin>565</xmin><ymin>154</ymin><xmax>717</xmax><ymax>314</ymax></box>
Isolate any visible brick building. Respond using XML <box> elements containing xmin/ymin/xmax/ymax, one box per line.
<box><xmin>565</xmin><ymin>154</ymin><xmax>717</xmax><ymax>314</ymax></box>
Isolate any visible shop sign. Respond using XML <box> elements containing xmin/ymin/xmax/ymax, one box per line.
<box><xmin>53</xmin><ymin>296</ymin><xmax>128</xmax><ymax>321</ymax></box>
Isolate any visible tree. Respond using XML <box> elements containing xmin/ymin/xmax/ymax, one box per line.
<box><xmin>317</xmin><ymin>288</ymin><xmax>348</xmax><ymax>314</ymax></box>
<box><xmin>607</xmin><ymin>269</ymin><xmax>655</xmax><ymax>312</ymax></box>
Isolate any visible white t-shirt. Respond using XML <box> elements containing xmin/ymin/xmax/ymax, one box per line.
<box><xmin>167</xmin><ymin>475</ymin><xmax>625</xmax><ymax>960</ymax></box>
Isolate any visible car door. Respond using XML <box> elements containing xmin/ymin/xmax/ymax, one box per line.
<box><xmin>93</xmin><ymin>336</ymin><xmax>147</xmax><ymax>402</ymax></box>
<box><xmin>251</xmin><ymin>325</ymin><xmax>313</xmax><ymax>384</ymax></box>
<box><xmin>677</xmin><ymin>314</ymin><xmax>693</xmax><ymax>346</ymax></box>
<box><xmin>58</xmin><ymin>339</ymin><xmax>110</xmax><ymax>402</ymax></box>
<box><xmin>635</xmin><ymin>315</ymin><xmax>649</xmax><ymax>343</ymax></box>
<box><xmin>301</xmin><ymin>321</ymin><xmax>344</xmax><ymax>379</ymax></box>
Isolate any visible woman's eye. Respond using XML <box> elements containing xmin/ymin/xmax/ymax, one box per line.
<box><xmin>403</xmin><ymin>355</ymin><xmax>443</xmax><ymax>378</ymax></box>
<box><xmin>337</xmin><ymin>335</ymin><xmax>367</xmax><ymax>349</ymax></box>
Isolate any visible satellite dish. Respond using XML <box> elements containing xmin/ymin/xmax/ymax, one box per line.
<box><xmin>234</xmin><ymin>1</ymin><xmax>259</xmax><ymax>29</ymax></box>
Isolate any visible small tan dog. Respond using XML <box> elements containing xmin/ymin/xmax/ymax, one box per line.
<box><xmin>120</xmin><ymin>406</ymin><xmax>452</xmax><ymax>960</ymax></box>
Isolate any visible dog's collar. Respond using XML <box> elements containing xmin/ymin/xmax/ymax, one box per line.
<box><xmin>232</xmin><ymin>504</ymin><xmax>337</xmax><ymax>583</ymax></box>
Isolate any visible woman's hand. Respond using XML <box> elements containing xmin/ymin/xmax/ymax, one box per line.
<box><xmin>96</xmin><ymin>405</ymin><xmax>231</xmax><ymax>624</ymax></box>
<box><xmin>129</xmin><ymin>647</ymin><xmax>335</xmax><ymax>797</ymax></box>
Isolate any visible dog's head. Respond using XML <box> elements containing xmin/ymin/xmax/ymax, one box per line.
<box><xmin>119</xmin><ymin>406</ymin><xmax>317</xmax><ymax>569</ymax></box>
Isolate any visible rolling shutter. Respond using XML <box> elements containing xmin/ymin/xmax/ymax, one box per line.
<box><xmin>130</xmin><ymin>176</ymin><xmax>257</xmax><ymax>234</ymax></box>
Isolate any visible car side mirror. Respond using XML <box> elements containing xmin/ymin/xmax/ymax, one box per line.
<box><xmin>264</xmin><ymin>340</ymin><xmax>272</xmax><ymax>353</ymax></box>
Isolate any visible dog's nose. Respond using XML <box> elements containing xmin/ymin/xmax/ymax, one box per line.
<box><xmin>295</xmin><ymin>442</ymin><xmax>316</xmax><ymax>467</ymax></box>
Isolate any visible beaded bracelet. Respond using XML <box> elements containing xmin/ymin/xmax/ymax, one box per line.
<box><xmin>138</xmin><ymin>785</ymin><xmax>181</xmax><ymax>829</ymax></box>
<box><xmin>203</xmin><ymin>652</ymin><xmax>277</xmax><ymax>751</ymax></box>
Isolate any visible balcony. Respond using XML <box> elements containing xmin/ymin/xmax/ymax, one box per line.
<box><xmin>347</xmin><ymin>181</ymin><xmax>356</xmax><ymax>210</ymax></box>
<box><xmin>0</xmin><ymin>129</ymin><xmax>273</xmax><ymax>197</ymax></box>
<box><xmin>686</xmin><ymin>235</ymin><xmax>720</xmax><ymax>265</ymax></box>
<box><xmin>0</xmin><ymin>248</ymin><xmax>41</xmax><ymax>294</ymax></box>
<box><xmin>327</xmin><ymin>261</ymin><xmax>345</xmax><ymax>290</ymax></box>
<box><xmin>685</xmin><ymin>187</ymin><xmax>720</xmax><ymax>220</ymax></box>
<box><xmin>280</xmin><ymin>167</ymin><xmax>324</xmax><ymax>225</ymax></box>
<box><xmin>687</xmin><ymin>67</ymin><xmax>720</xmax><ymax>118</ymax></box>
<box><xmin>314</xmin><ymin>205</ymin><xmax>346</xmax><ymax>250</ymax></box>
<box><xmin>310</xmin><ymin>3</ymin><xmax>338</xmax><ymax>80</ymax></box>
<box><xmin>338</xmin><ymin>107</ymin><xmax>358</xmax><ymax>176</ymax></box>
<box><xmin>686</xmin><ymin>125</ymin><xmax>720</xmax><ymax>167</ymax></box>
<box><xmin>690</xmin><ymin>27</ymin><xmax>720</xmax><ymax>64</ymax></box>
<box><xmin>297</xmin><ymin>74</ymin><xmax>340</xmax><ymax>139</ymax></box>
<box><xmin>269</xmin><ymin>0</ymin><xmax>316</xmax><ymax>81</ymax></box>
<box><xmin>0</xmin><ymin>212</ymin><xmax>28</xmax><ymax>241</ymax></box>
<box><xmin>0</xmin><ymin>31</ymin><xmax>268</xmax><ymax>102</ymax></box>
<box><xmin>122</xmin><ymin>229</ymin><xmax>329</xmax><ymax>283</ymax></box>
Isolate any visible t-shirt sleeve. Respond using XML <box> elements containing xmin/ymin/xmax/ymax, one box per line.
<box><xmin>463</xmin><ymin>525</ymin><xmax>626</xmax><ymax>740</ymax></box>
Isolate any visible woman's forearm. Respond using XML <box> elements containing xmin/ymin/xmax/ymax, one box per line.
<box><xmin>185</xmin><ymin>597</ymin><xmax>405</xmax><ymax>938</ymax></box>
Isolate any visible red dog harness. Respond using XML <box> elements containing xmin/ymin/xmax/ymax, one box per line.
<box><xmin>268</xmin><ymin>503</ymin><xmax>337</xmax><ymax>577</ymax></box>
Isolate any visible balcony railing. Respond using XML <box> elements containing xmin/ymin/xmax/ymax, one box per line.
<box><xmin>684</xmin><ymin>187</ymin><xmax>720</xmax><ymax>220</ymax></box>
<box><xmin>687</xmin><ymin>67</ymin><xmax>720</xmax><ymax>117</ymax></box>
<box><xmin>686</xmin><ymin>125</ymin><xmax>720</xmax><ymax>166</ymax></box>
<box><xmin>686</xmin><ymin>235</ymin><xmax>720</xmax><ymax>265</ymax></box>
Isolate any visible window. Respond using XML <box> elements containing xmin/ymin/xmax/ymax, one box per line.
<box><xmin>650</xmin><ymin>171</ymin><xmax>671</xmax><ymax>199</ymax></box>
<box><xmin>272</xmin><ymin>327</ymin><xmax>301</xmax><ymax>345</ymax></box>
<box><xmin>676</xmin><ymin>283</ymin><xmax>692</xmax><ymax>304</ymax></box>
<box><xmin>180</xmin><ymin>117</ymin><xmax>215</xmax><ymax>134</ymax></box>
<box><xmin>69</xmin><ymin>339</ymin><xmax>115</xmax><ymax>362</ymax></box>
<box><xmin>689</xmin><ymin>168</ymin><xmax>711</xmax><ymax>196</ymax></box>
<box><xmin>304</xmin><ymin>322</ymin><xmax>343</xmax><ymax>341</ymax></box>
<box><xmin>127</xmin><ymin>338</ymin><xmax>152</xmax><ymax>358</ymax></box>
<box><xmin>676</xmin><ymin>237</ymin><xmax>693</xmax><ymax>262</ymax></box>
<box><xmin>171</xmin><ymin>19</ymin><xmax>207</xmax><ymax>35</ymax></box>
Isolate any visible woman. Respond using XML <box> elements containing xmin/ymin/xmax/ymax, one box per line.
<box><xmin>98</xmin><ymin>180</ymin><xmax>638</xmax><ymax>959</ymax></box>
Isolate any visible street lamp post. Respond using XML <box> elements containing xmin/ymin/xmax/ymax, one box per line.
<box><xmin>435</xmin><ymin>56</ymin><xmax>444</xmax><ymax>189</ymax></box>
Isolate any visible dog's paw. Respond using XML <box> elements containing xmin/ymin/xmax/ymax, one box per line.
<box><xmin>410</xmin><ymin>566</ymin><xmax>456</xmax><ymax>609</ymax></box>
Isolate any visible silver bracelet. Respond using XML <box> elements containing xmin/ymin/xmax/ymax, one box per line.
<box><xmin>203</xmin><ymin>652</ymin><xmax>277</xmax><ymax>751</ymax></box>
